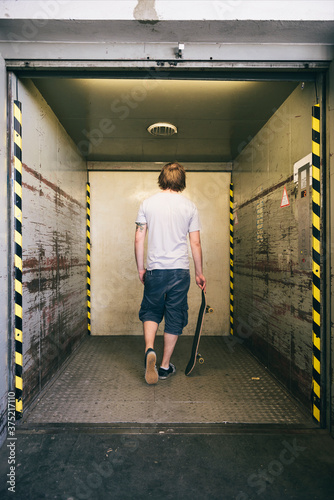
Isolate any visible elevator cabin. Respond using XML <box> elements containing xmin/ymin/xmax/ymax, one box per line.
<box><xmin>11</xmin><ymin>72</ymin><xmax>322</xmax><ymax>426</ymax></box>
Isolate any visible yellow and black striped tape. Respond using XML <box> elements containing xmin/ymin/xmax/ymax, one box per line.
<box><xmin>87</xmin><ymin>183</ymin><xmax>91</xmax><ymax>334</ymax></box>
<box><xmin>14</xmin><ymin>100</ymin><xmax>23</xmax><ymax>419</ymax></box>
<box><xmin>230</xmin><ymin>182</ymin><xmax>234</xmax><ymax>335</ymax></box>
<box><xmin>312</xmin><ymin>104</ymin><xmax>321</xmax><ymax>423</ymax></box>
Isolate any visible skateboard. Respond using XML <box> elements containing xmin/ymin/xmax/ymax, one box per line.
<box><xmin>185</xmin><ymin>290</ymin><xmax>213</xmax><ymax>376</ymax></box>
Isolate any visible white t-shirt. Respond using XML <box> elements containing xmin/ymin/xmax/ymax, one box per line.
<box><xmin>136</xmin><ymin>191</ymin><xmax>201</xmax><ymax>270</ymax></box>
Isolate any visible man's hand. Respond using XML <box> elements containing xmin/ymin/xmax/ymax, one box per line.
<box><xmin>138</xmin><ymin>269</ymin><xmax>146</xmax><ymax>285</ymax></box>
<box><xmin>195</xmin><ymin>273</ymin><xmax>206</xmax><ymax>293</ymax></box>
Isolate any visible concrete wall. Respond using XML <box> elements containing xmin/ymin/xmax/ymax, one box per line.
<box><xmin>90</xmin><ymin>170</ymin><xmax>231</xmax><ymax>336</ymax></box>
<box><xmin>328</xmin><ymin>60</ymin><xmax>334</xmax><ymax>432</ymax></box>
<box><xmin>0</xmin><ymin>1</ymin><xmax>332</xmax><ymax>65</ymax></box>
<box><xmin>18</xmin><ymin>79</ymin><xmax>87</xmax><ymax>408</ymax></box>
<box><xmin>0</xmin><ymin>56</ymin><xmax>8</xmax><ymax>447</ymax></box>
<box><xmin>233</xmin><ymin>83</ymin><xmax>316</xmax><ymax>409</ymax></box>
<box><xmin>0</xmin><ymin>1</ymin><xmax>332</xmax><ymax>21</ymax></box>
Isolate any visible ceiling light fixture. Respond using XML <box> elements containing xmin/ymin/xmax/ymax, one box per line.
<box><xmin>147</xmin><ymin>122</ymin><xmax>178</xmax><ymax>137</ymax></box>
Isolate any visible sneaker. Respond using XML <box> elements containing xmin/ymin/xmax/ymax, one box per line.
<box><xmin>144</xmin><ymin>348</ymin><xmax>158</xmax><ymax>385</ymax></box>
<box><xmin>158</xmin><ymin>363</ymin><xmax>176</xmax><ymax>380</ymax></box>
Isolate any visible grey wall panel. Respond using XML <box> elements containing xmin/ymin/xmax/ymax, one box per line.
<box><xmin>19</xmin><ymin>79</ymin><xmax>87</xmax><ymax>408</ymax></box>
<box><xmin>90</xmin><ymin>171</ymin><xmax>231</xmax><ymax>336</ymax></box>
<box><xmin>233</xmin><ymin>83</ymin><xmax>315</xmax><ymax>409</ymax></box>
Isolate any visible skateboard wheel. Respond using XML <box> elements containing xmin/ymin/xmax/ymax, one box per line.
<box><xmin>206</xmin><ymin>306</ymin><xmax>214</xmax><ymax>313</ymax></box>
<box><xmin>197</xmin><ymin>353</ymin><xmax>204</xmax><ymax>364</ymax></box>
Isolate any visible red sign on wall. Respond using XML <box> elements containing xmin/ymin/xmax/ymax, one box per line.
<box><xmin>280</xmin><ymin>186</ymin><xmax>290</xmax><ymax>208</ymax></box>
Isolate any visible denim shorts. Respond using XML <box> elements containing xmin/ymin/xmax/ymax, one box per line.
<box><xmin>139</xmin><ymin>269</ymin><xmax>191</xmax><ymax>335</ymax></box>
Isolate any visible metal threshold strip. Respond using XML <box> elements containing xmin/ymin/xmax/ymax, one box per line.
<box><xmin>16</xmin><ymin>422</ymin><xmax>319</xmax><ymax>436</ymax></box>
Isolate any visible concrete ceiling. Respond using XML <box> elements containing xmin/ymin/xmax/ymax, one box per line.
<box><xmin>1</xmin><ymin>19</ymin><xmax>334</xmax><ymax>44</ymax></box>
<box><xmin>31</xmin><ymin>77</ymin><xmax>298</xmax><ymax>163</ymax></box>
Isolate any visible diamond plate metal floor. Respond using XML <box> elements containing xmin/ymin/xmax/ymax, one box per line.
<box><xmin>23</xmin><ymin>336</ymin><xmax>313</xmax><ymax>425</ymax></box>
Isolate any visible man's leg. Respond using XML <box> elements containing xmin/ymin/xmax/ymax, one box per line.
<box><xmin>160</xmin><ymin>332</ymin><xmax>178</xmax><ymax>369</ymax></box>
<box><xmin>144</xmin><ymin>320</ymin><xmax>159</xmax><ymax>352</ymax></box>
<box><xmin>160</xmin><ymin>270</ymin><xmax>190</xmax><ymax>374</ymax></box>
<box><xmin>143</xmin><ymin>320</ymin><xmax>159</xmax><ymax>384</ymax></box>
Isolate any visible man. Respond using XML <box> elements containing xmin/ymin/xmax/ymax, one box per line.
<box><xmin>135</xmin><ymin>162</ymin><xmax>206</xmax><ymax>385</ymax></box>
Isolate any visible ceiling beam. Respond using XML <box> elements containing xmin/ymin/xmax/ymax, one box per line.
<box><xmin>88</xmin><ymin>162</ymin><xmax>233</xmax><ymax>172</ymax></box>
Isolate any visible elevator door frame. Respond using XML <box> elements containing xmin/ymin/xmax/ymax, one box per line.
<box><xmin>6</xmin><ymin>63</ymin><xmax>329</xmax><ymax>428</ymax></box>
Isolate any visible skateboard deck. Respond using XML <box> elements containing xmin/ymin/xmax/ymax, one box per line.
<box><xmin>185</xmin><ymin>290</ymin><xmax>207</xmax><ymax>376</ymax></box>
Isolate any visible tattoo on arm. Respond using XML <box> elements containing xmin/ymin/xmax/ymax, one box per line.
<box><xmin>135</xmin><ymin>222</ymin><xmax>146</xmax><ymax>232</ymax></box>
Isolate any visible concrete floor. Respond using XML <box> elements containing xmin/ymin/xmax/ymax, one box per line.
<box><xmin>0</xmin><ymin>426</ymin><xmax>334</xmax><ymax>499</ymax></box>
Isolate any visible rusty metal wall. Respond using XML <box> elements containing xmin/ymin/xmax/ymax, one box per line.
<box><xmin>18</xmin><ymin>79</ymin><xmax>87</xmax><ymax>409</ymax></box>
<box><xmin>233</xmin><ymin>82</ymin><xmax>316</xmax><ymax>409</ymax></box>
<box><xmin>90</xmin><ymin>171</ymin><xmax>231</xmax><ymax>336</ymax></box>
